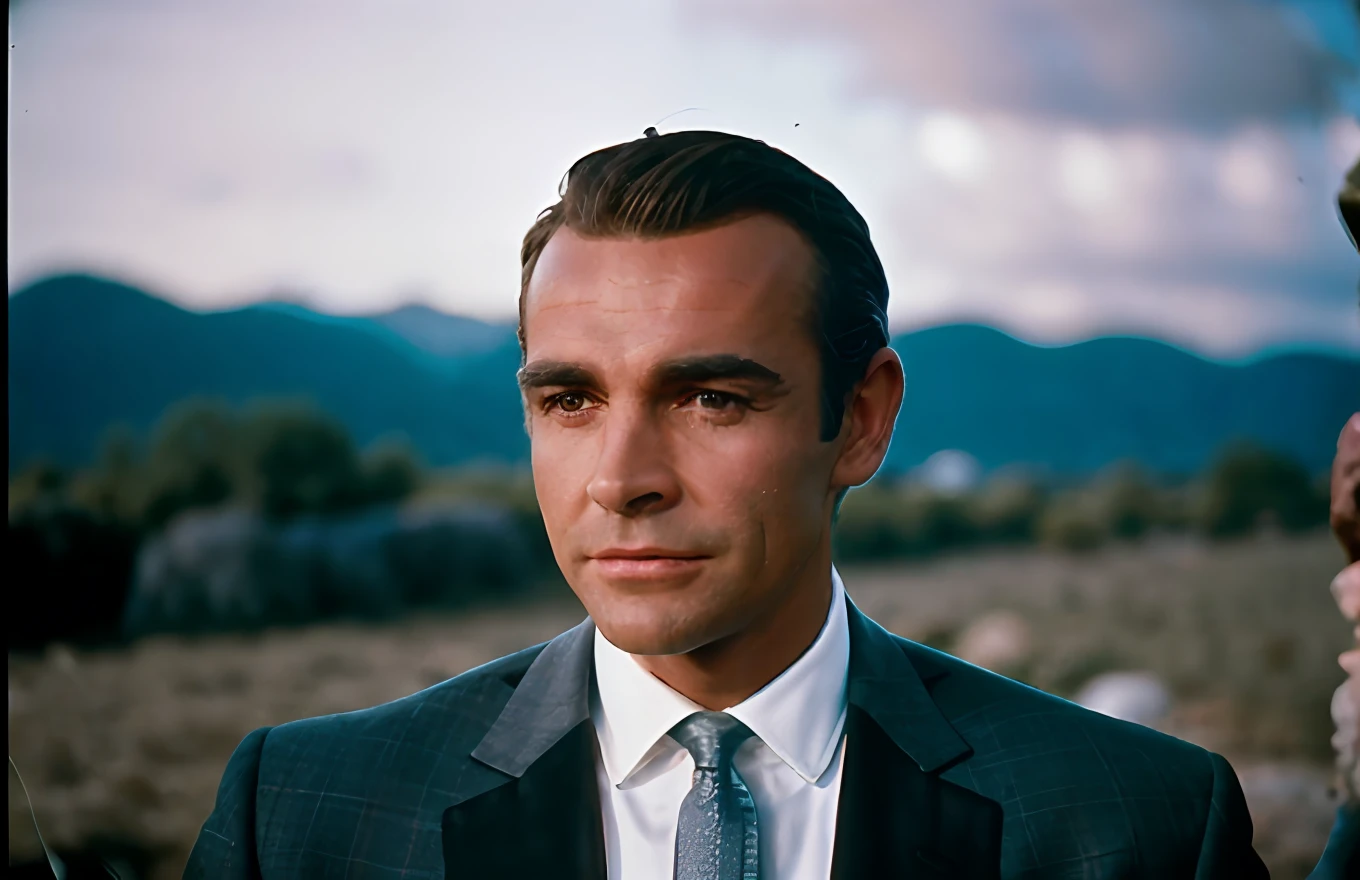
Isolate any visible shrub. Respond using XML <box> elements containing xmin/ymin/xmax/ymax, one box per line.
<box><xmin>1037</xmin><ymin>491</ymin><xmax>1106</xmax><ymax>553</ymax></box>
<box><xmin>1091</xmin><ymin>461</ymin><xmax>1161</xmax><ymax>541</ymax></box>
<box><xmin>1152</xmin><ymin>481</ymin><xmax>1199</xmax><ymax>533</ymax></box>
<box><xmin>908</xmin><ymin>490</ymin><xmax>978</xmax><ymax>552</ymax></box>
<box><xmin>122</xmin><ymin>504</ymin><xmax>535</xmax><ymax>637</ymax></box>
<box><xmin>8</xmin><ymin>459</ymin><xmax>68</xmax><ymax>519</ymax></box>
<box><xmin>244</xmin><ymin>403</ymin><xmax>366</xmax><ymax>519</ymax></box>
<box><xmin>833</xmin><ymin>483</ymin><xmax>979</xmax><ymax>561</ymax></box>
<box><xmin>414</xmin><ymin>466</ymin><xmax>555</xmax><ymax>571</ymax></box>
<box><xmin>359</xmin><ymin>437</ymin><xmax>424</xmax><ymax>505</ymax></box>
<box><xmin>832</xmin><ymin>484</ymin><xmax>916</xmax><ymax>561</ymax></box>
<box><xmin>1197</xmin><ymin>443</ymin><xmax>1327</xmax><ymax>538</ymax></box>
<box><xmin>141</xmin><ymin>400</ymin><xmax>244</xmax><ymax>529</ymax></box>
<box><xmin>970</xmin><ymin>475</ymin><xmax>1047</xmax><ymax>544</ymax></box>
<box><xmin>69</xmin><ymin>426</ymin><xmax>147</xmax><ymax>525</ymax></box>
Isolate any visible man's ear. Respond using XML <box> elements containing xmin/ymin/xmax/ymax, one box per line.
<box><xmin>830</xmin><ymin>347</ymin><xmax>904</xmax><ymax>491</ymax></box>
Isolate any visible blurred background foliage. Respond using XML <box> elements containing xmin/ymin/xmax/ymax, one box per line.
<box><xmin>7</xmin><ymin>398</ymin><xmax>555</xmax><ymax>649</ymax></box>
<box><xmin>834</xmin><ymin>445</ymin><xmax>1327</xmax><ymax>560</ymax></box>
<box><xmin>7</xmin><ymin>394</ymin><xmax>1331</xmax><ymax>651</ymax></box>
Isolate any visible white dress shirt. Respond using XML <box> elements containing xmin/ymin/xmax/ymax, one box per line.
<box><xmin>590</xmin><ymin>567</ymin><xmax>851</xmax><ymax>880</ymax></box>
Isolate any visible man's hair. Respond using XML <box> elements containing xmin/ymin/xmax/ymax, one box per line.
<box><xmin>518</xmin><ymin>129</ymin><xmax>891</xmax><ymax>444</ymax></box>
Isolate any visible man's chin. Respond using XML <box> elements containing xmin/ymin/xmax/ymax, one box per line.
<box><xmin>596</xmin><ymin>624</ymin><xmax>700</xmax><ymax>657</ymax></box>
<box><xmin>592</xmin><ymin>613</ymin><xmax>726</xmax><ymax>657</ymax></box>
<box><xmin>574</xmin><ymin>570</ymin><xmax>746</xmax><ymax>656</ymax></box>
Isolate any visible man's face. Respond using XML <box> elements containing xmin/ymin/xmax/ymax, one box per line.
<box><xmin>520</xmin><ymin>214</ymin><xmax>845</xmax><ymax>655</ymax></box>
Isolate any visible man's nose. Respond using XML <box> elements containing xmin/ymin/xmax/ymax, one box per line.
<box><xmin>586</xmin><ymin>406</ymin><xmax>681</xmax><ymax>517</ymax></box>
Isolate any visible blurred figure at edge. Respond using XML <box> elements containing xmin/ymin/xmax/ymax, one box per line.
<box><xmin>1309</xmin><ymin>157</ymin><xmax>1360</xmax><ymax>880</ymax></box>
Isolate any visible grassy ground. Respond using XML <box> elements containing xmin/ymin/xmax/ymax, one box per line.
<box><xmin>8</xmin><ymin>532</ymin><xmax>1353</xmax><ymax>879</ymax></box>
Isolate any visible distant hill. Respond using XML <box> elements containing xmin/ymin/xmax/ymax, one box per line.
<box><xmin>883</xmin><ymin>326</ymin><xmax>1358</xmax><ymax>477</ymax></box>
<box><xmin>371</xmin><ymin>304</ymin><xmax>516</xmax><ymax>361</ymax></box>
<box><xmin>8</xmin><ymin>275</ymin><xmax>527</xmax><ymax>471</ymax></box>
<box><xmin>250</xmin><ymin>301</ymin><xmax>517</xmax><ymax>374</ymax></box>
<box><xmin>9</xmin><ymin>273</ymin><xmax>1359</xmax><ymax>477</ymax></box>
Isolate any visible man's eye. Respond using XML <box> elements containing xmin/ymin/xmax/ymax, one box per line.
<box><xmin>684</xmin><ymin>390</ymin><xmax>746</xmax><ymax>411</ymax></box>
<box><xmin>545</xmin><ymin>392</ymin><xmax>595</xmax><ymax>415</ymax></box>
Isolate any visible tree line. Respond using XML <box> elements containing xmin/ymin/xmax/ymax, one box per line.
<box><xmin>7</xmin><ymin>397</ymin><xmax>1333</xmax><ymax>649</ymax></box>
<box><xmin>833</xmin><ymin>448</ymin><xmax>1329</xmax><ymax>561</ymax></box>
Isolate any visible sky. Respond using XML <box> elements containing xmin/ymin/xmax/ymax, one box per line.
<box><xmin>8</xmin><ymin>0</ymin><xmax>1360</xmax><ymax>358</ymax></box>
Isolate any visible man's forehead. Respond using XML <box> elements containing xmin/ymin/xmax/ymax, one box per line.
<box><xmin>525</xmin><ymin>215</ymin><xmax>817</xmax><ymax>315</ymax></box>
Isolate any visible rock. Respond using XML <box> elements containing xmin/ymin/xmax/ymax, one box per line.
<box><xmin>1074</xmin><ymin>671</ymin><xmax>1171</xmax><ymax>726</ymax></box>
<box><xmin>953</xmin><ymin>611</ymin><xmax>1032</xmax><ymax>674</ymax></box>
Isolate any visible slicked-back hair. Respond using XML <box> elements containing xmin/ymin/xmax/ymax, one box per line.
<box><xmin>518</xmin><ymin>129</ymin><xmax>891</xmax><ymax>443</ymax></box>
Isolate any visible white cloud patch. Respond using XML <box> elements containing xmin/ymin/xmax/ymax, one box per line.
<box><xmin>918</xmin><ymin>113</ymin><xmax>991</xmax><ymax>184</ymax></box>
<box><xmin>686</xmin><ymin>0</ymin><xmax>1360</xmax><ymax>355</ymax></box>
<box><xmin>7</xmin><ymin>0</ymin><xmax>1359</xmax><ymax>356</ymax></box>
<box><xmin>685</xmin><ymin>0</ymin><xmax>1354</xmax><ymax>128</ymax></box>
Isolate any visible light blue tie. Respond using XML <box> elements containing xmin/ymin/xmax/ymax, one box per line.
<box><xmin>669</xmin><ymin>711</ymin><xmax>760</xmax><ymax>880</ymax></box>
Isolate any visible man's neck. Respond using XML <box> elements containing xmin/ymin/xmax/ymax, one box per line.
<box><xmin>632</xmin><ymin>561</ymin><xmax>836</xmax><ymax>711</ymax></box>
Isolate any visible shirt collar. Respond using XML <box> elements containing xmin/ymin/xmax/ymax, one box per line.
<box><xmin>590</xmin><ymin>566</ymin><xmax>850</xmax><ymax>787</ymax></box>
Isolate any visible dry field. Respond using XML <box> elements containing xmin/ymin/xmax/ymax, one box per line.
<box><xmin>8</xmin><ymin>533</ymin><xmax>1354</xmax><ymax>879</ymax></box>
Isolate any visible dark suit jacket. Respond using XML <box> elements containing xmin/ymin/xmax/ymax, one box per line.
<box><xmin>1309</xmin><ymin>803</ymin><xmax>1358</xmax><ymax>879</ymax></box>
<box><xmin>185</xmin><ymin>599</ymin><xmax>1267</xmax><ymax>878</ymax></box>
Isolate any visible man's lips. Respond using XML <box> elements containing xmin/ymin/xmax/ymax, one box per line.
<box><xmin>587</xmin><ymin>550</ymin><xmax>712</xmax><ymax>577</ymax></box>
<box><xmin>589</xmin><ymin>548</ymin><xmax>710</xmax><ymax>559</ymax></box>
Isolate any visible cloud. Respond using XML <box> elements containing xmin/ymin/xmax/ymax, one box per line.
<box><xmin>686</xmin><ymin>0</ymin><xmax>1354</xmax><ymax>130</ymax></box>
<box><xmin>7</xmin><ymin>0</ymin><xmax>1357</xmax><ymax>357</ymax></box>
<box><xmin>864</xmin><ymin>111</ymin><xmax>1360</xmax><ymax>355</ymax></box>
<box><xmin>675</xmin><ymin>0</ymin><xmax>1360</xmax><ymax>353</ymax></box>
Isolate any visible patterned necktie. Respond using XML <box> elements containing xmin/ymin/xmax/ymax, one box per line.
<box><xmin>669</xmin><ymin>711</ymin><xmax>760</xmax><ymax>880</ymax></box>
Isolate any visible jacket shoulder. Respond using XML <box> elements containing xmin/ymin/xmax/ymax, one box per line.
<box><xmin>256</xmin><ymin>639</ymin><xmax>548</xmax><ymax>798</ymax></box>
<box><xmin>897</xmin><ymin>636</ymin><xmax>1228</xmax><ymax>872</ymax></box>
<box><xmin>899</xmin><ymin>634</ymin><xmax>1208</xmax><ymax>766</ymax></box>
<box><xmin>234</xmin><ymin>640</ymin><xmax>552</xmax><ymax>876</ymax></box>
<box><xmin>272</xmin><ymin>639</ymin><xmax>544</xmax><ymax>742</ymax></box>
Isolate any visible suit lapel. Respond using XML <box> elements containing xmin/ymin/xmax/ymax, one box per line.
<box><xmin>832</xmin><ymin>600</ymin><xmax>1003</xmax><ymax>880</ymax></box>
<box><xmin>442</xmin><ymin>619</ymin><xmax>607</xmax><ymax>880</ymax></box>
<box><xmin>441</xmin><ymin>596</ymin><xmax>1004</xmax><ymax>880</ymax></box>
<box><xmin>443</xmin><ymin>720</ymin><xmax>606</xmax><ymax>880</ymax></box>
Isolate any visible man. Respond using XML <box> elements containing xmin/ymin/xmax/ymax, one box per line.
<box><xmin>186</xmin><ymin>130</ymin><xmax>1266</xmax><ymax>879</ymax></box>
<box><xmin>1313</xmin><ymin>415</ymin><xmax>1360</xmax><ymax>880</ymax></box>
<box><xmin>1309</xmin><ymin>159</ymin><xmax>1360</xmax><ymax>880</ymax></box>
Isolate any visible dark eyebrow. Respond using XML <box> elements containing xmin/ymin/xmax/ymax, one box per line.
<box><xmin>517</xmin><ymin>361</ymin><xmax>602</xmax><ymax>393</ymax></box>
<box><xmin>516</xmin><ymin>354</ymin><xmax>786</xmax><ymax>395</ymax></box>
<box><xmin>650</xmin><ymin>354</ymin><xmax>785</xmax><ymax>389</ymax></box>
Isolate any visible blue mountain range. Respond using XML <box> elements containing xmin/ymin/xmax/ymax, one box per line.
<box><xmin>8</xmin><ymin>273</ymin><xmax>1358</xmax><ymax>477</ymax></box>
